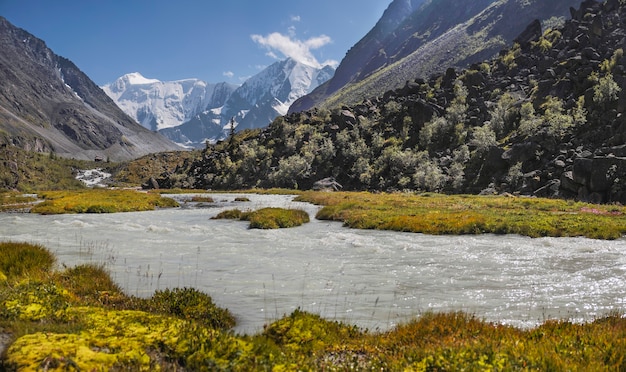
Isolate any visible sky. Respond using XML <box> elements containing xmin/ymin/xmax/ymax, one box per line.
<box><xmin>0</xmin><ymin>0</ymin><xmax>391</xmax><ymax>86</ymax></box>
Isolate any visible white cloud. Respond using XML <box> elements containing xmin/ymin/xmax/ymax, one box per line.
<box><xmin>251</xmin><ymin>32</ymin><xmax>332</xmax><ymax>68</ymax></box>
<box><xmin>288</xmin><ymin>25</ymin><xmax>297</xmax><ymax>37</ymax></box>
<box><xmin>290</xmin><ymin>15</ymin><xmax>301</xmax><ymax>22</ymax></box>
<box><xmin>223</xmin><ymin>71</ymin><xmax>234</xmax><ymax>78</ymax></box>
<box><xmin>321</xmin><ymin>59</ymin><xmax>340</xmax><ymax>69</ymax></box>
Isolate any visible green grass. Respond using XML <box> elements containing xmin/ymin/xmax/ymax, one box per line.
<box><xmin>29</xmin><ymin>189</ymin><xmax>179</xmax><ymax>214</ymax></box>
<box><xmin>3</xmin><ymin>241</ymin><xmax>626</xmax><ymax>370</ymax></box>
<box><xmin>296</xmin><ymin>191</ymin><xmax>626</xmax><ymax>239</ymax></box>
<box><xmin>213</xmin><ymin>207</ymin><xmax>310</xmax><ymax>229</ymax></box>
<box><xmin>0</xmin><ymin>242</ymin><xmax>55</xmax><ymax>281</ymax></box>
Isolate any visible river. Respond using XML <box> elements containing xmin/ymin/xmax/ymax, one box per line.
<box><xmin>1</xmin><ymin>193</ymin><xmax>625</xmax><ymax>334</ymax></box>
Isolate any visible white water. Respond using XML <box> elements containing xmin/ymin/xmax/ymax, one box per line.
<box><xmin>1</xmin><ymin>193</ymin><xmax>626</xmax><ymax>334</ymax></box>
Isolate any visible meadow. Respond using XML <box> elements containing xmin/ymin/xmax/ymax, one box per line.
<box><xmin>296</xmin><ymin>191</ymin><xmax>626</xmax><ymax>240</ymax></box>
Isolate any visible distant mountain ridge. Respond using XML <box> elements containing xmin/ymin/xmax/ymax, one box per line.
<box><xmin>0</xmin><ymin>17</ymin><xmax>180</xmax><ymax>161</ymax></box>
<box><xmin>104</xmin><ymin>58</ymin><xmax>334</xmax><ymax>148</ymax></box>
<box><xmin>290</xmin><ymin>0</ymin><xmax>582</xmax><ymax>113</ymax></box>
<box><xmin>102</xmin><ymin>73</ymin><xmax>237</xmax><ymax>132</ymax></box>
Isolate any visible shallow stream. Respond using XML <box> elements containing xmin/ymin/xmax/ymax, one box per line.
<box><xmin>1</xmin><ymin>193</ymin><xmax>625</xmax><ymax>334</ymax></box>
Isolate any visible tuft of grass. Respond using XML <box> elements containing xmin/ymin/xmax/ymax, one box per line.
<box><xmin>0</xmin><ymin>242</ymin><xmax>55</xmax><ymax>281</ymax></box>
<box><xmin>214</xmin><ymin>207</ymin><xmax>310</xmax><ymax>229</ymax></box>
<box><xmin>29</xmin><ymin>189</ymin><xmax>179</xmax><ymax>214</ymax></box>
<box><xmin>54</xmin><ymin>264</ymin><xmax>125</xmax><ymax>307</ymax></box>
<box><xmin>296</xmin><ymin>191</ymin><xmax>626</xmax><ymax>239</ymax></box>
<box><xmin>212</xmin><ymin>208</ymin><xmax>246</xmax><ymax>220</ymax></box>
<box><xmin>246</xmin><ymin>208</ymin><xmax>310</xmax><ymax>229</ymax></box>
<box><xmin>179</xmin><ymin>194</ymin><xmax>215</xmax><ymax>203</ymax></box>
<box><xmin>140</xmin><ymin>287</ymin><xmax>236</xmax><ymax>330</ymax></box>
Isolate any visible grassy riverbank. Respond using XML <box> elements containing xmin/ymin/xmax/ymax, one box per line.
<box><xmin>2</xmin><ymin>242</ymin><xmax>626</xmax><ymax>370</ymax></box>
<box><xmin>297</xmin><ymin>191</ymin><xmax>626</xmax><ymax>240</ymax></box>
<box><xmin>8</xmin><ymin>188</ymin><xmax>625</xmax><ymax>240</ymax></box>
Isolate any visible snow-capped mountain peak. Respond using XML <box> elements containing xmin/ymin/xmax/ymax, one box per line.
<box><xmin>124</xmin><ymin>72</ymin><xmax>160</xmax><ymax>85</ymax></box>
<box><xmin>224</xmin><ymin>57</ymin><xmax>335</xmax><ymax>119</ymax></box>
<box><xmin>102</xmin><ymin>74</ymin><xmax>237</xmax><ymax>131</ymax></box>
<box><xmin>103</xmin><ymin>58</ymin><xmax>334</xmax><ymax>147</ymax></box>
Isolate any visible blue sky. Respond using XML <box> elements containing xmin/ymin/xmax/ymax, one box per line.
<box><xmin>1</xmin><ymin>1</ymin><xmax>391</xmax><ymax>85</ymax></box>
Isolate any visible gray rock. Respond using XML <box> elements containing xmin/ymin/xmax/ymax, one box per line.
<box><xmin>312</xmin><ymin>177</ymin><xmax>343</xmax><ymax>191</ymax></box>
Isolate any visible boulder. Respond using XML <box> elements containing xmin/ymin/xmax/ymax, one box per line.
<box><xmin>340</xmin><ymin>109</ymin><xmax>357</xmax><ymax>126</ymax></box>
<box><xmin>571</xmin><ymin>156</ymin><xmax>626</xmax><ymax>202</ymax></box>
<box><xmin>312</xmin><ymin>177</ymin><xmax>343</xmax><ymax>191</ymax></box>
<box><xmin>142</xmin><ymin>177</ymin><xmax>160</xmax><ymax>190</ymax></box>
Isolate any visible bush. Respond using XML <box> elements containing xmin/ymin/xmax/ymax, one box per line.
<box><xmin>593</xmin><ymin>73</ymin><xmax>621</xmax><ymax>105</ymax></box>
<box><xmin>470</xmin><ymin>124</ymin><xmax>497</xmax><ymax>153</ymax></box>
<box><xmin>517</xmin><ymin>102</ymin><xmax>541</xmax><ymax>137</ymax></box>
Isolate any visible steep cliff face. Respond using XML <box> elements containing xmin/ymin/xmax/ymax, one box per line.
<box><xmin>289</xmin><ymin>0</ymin><xmax>581</xmax><ymax>113</ymax></box>
<box><xmin>0</xmin><ymin>17</ymin><xmax>180</xmax><ymax>161</ymax></box>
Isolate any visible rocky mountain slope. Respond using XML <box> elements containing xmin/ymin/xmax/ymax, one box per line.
<box><xmin>0</xmin><ymin>17</ymin><xmax>180</xmax><ymax>161</ymax></box>
<box><xmin>155</xmin><ymin>0</ymin><xmax>626</xmax><ymax>204</ymax></box>
<box><xmin>290</xmin><ymin>0</ymin><xmax>582</xmax><ymax>113</ymax></box>
<box><xmin>105</xmin><ymin>58</ymin><xmax>334</xmax><ymax>148</ymax></box>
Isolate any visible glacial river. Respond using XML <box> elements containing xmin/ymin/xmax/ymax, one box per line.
<box><xmin>1</xmin><ymin>193</ymin><xmax>626</xmax><ymax>334</ymax></box>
